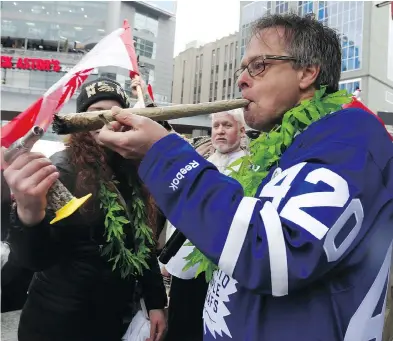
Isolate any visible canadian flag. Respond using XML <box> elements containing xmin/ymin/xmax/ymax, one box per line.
<box><xmin>1</xmin><ymin>20</ymin><xmax>139</xmax><ymax>148</ymax></box>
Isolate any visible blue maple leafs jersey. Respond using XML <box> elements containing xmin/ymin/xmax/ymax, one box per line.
<box><xmin>139</xmin><ymin>108</ymin><xmax>393</xmax><ymax>341</ymax></box>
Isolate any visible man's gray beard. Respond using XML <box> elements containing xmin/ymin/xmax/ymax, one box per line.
<box><xmin>208</xmin><ymin>146</ymin><xmax>243</xmax><ymax>173</ymax></box>
<box><xmin>211</xmin><ymin>132</ymin><xmax>243</xmax><ymax>154</ymax></box>
<box><xmin>213</xmin><ymin>145</ymin><xmax>238</xmax><ymax>154</ymax></box>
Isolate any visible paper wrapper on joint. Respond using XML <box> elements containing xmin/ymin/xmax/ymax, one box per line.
<box><xmin>3</xmin><ymin>126</ymin><xmax>45</xmax><ymax>164</ymax></box>
<box><xmin>52</xmin><ymin>99</ymin><xmax>250</xmax><ymax>134</ymax></box>
<box><xmin>47</xmin><ymin>180</ymin><xmax>91</xmax><ymax>224</ymax></box>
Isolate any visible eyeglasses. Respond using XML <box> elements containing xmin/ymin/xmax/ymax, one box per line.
<box><xmin>234</xmin><ymin>54</ymin><xmax>297</xmax><ymax>79</ymax></box>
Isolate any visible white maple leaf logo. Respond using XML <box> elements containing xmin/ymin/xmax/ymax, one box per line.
<box><xmin>203</xmin><ymin>269</ymin><xmax>238</xmax><ymax>339</ymax></box>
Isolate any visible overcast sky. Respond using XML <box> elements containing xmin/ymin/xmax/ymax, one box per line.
<box><xmin>173</xmin><ymin>0</ymin><xmax>240</xmax><ymax>56</ymax></box>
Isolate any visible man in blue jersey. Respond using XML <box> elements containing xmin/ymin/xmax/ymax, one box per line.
<box><xmin>98</xmin><ymin>14</ymin><xmax>393</xmax><ymax>341</ymax></box>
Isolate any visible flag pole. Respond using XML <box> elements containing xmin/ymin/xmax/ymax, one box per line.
<box><xmin>130</xmin><ymin>57</ymin><xmax>146</xmax><ymax>107</ymax></box>
<box><xmin>134</xmin><ymin>58</ymin><xmax>146</xmax><ymax>107</ymax></box>
<box><xmin>122</xmin><ymin>19</ymin><xmax>146</xmax><ymax>108</ymax></box>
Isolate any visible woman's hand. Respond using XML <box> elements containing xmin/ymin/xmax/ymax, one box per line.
<box><xmin>2</xmin><ymin>148</ymin><xmax>59</xmax><ymax>226</ymax></box>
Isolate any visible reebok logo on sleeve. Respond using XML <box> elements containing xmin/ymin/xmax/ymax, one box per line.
<box><xmin>169</xmin><ymin>160</ymin><xmax>199</xmax><ymax>191</ymax></box>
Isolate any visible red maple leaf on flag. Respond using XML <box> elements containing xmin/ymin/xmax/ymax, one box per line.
<box><xmin>1</xmin><ymin>19</ymin><xmax>141</xmax><ymax>148</ymax></box>
<box><xmin>55</xmin><ymin>69</ymin><xmax>93</xmax><ymax>112</ymax></box>
<box><xmin>1</xmin><ymin>69</ymin><xmax>94</xmax><ymax>147</ymax></box>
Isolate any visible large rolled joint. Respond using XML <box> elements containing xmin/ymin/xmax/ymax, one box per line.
<box><xmin>52</xmin><ymin>99</ymin><xmax>250</xmax><ymax>134</ymax></box>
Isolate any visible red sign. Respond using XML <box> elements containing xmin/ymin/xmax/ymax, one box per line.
<box><xmin>1</xmin><ymin>56</ymin><xmax>61</xmax><ymax>72</ymax></box>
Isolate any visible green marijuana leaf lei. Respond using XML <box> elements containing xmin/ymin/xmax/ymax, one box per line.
<box><xmin>183</xmin><ymin>86</ymin><xmax>352</xmax><ymax>282</ymax></box>
<box><xmin>99</xmin><ymin>179</ymin><xmax>155</xmax><ymax>278</ymax></box>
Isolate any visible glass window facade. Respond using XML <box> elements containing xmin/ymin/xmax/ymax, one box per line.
<box><xmin>133</xmin><ymin>36</ymin><xmax>156</xmax><ymax>59</ymax></box>
<box><xmin>298</xmin><ymin>1</ymin><xmax>314</xmax><ymax>16</ymax></box>
<box><xmin>1</xmin><ymin>1</ymin><xmax>108</xmax><ymax>44</ymax></box>
<box><xmin>318</xmin><ymin>1</ymin><xmax>329</xmax><ymax>24</ymax></box>
<box><xmin>276</xmin><ymin>1</ymin><xmax>289</xmax><ymax>14</ymax></box>
<box><xmin>339</xmin><ymin>78</ymin><xmax>361</xmax><ymax>94</ymax></box>
<box><xmin>326</xmin><ymin>1</ymin><xmax>363</xmax><ymax>72</ymax></box>
<box><xmin>302</xmin><ymin>1</ymin><xmax>363</xmax><ymax>72</ymax></box>
<box><xmin>134</xmin><ymin>11</ymin><xmax>159</xmax><ymax>37</ymax></box>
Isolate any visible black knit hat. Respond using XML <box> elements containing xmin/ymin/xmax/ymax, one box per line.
<box><xmin>76</xmin><ymin>77</ymin><xmax>130</xmax><ymax>113</ymax></box>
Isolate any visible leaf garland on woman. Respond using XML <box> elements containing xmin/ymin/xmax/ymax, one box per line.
<box><xmin>99</xmin><ymin>176</ymin><xmax>155</xmax><ymax>279</ymax></box>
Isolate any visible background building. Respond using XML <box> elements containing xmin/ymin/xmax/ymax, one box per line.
<box><xmin>237</xmin><ymin>1</ymin><xmax>393</xmax><ymax>120</ymax></box>
<box><xmin>1</xmin><ymin>1</ymin><xmax>203</xmax><ymax>137</ymax></box>
<box><xmin>171</xmin><ymin>33</ymin><xmax>239</xmax><ymax>135</ymax></box>
<box><xmin>172</xmin><ymin>33</ymin><xmax>238</xmax><ymax>105</ymax></box>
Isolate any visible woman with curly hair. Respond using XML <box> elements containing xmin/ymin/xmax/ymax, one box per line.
<box><xmin>4</xmin><ymin>78</ymin><xmax>167</xmax><ymax>341</ymax></box>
